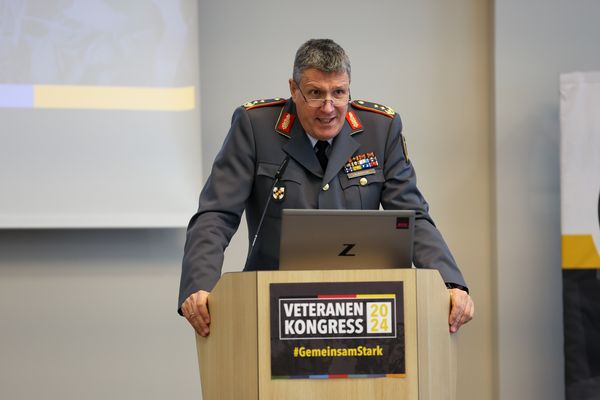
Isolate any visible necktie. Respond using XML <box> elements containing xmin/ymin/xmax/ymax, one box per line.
<box><xmin>314</xmin><ymin>140</ymin><xmax>329</xmax><ymax>171</ymax></box>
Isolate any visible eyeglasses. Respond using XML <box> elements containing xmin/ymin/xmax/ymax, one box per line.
<box><xmin>295</xmin><ymin>83</ymin><xmax>351</xmax><ymax>108</ymax></box>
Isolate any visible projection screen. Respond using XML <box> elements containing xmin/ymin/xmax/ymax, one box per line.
<box><xmin>0</xmin><ymin>0</ymin><xmax>202</xmax><ymax>228</ymax></box>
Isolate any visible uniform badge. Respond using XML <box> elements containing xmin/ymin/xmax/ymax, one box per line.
<box><xmin>346</xmin><ymin>111</ymin><xmax>362</xmax><ymax>129</ymax></box>
<box><xmin>277</xmin><ymin>112</ymin><xmax>295</xmax><ymax>134</ymax></box>
<box><xmin>242</xmin><ymin>97</ymin><xmax>286</xmax><ymax>110</ymax></box>
<box><xmin>402</xmin><ymin>135</ymin><xmax>409</xmax><ymax>161</ymax></box>
<box><xmin>344</xmin><ymin>152</ymin><xmax>379</xmax><ymax>179</ymax></box>
<box><xmin>351</xmin><ymin>100</ymin><xmax>396</xmax><ymax>118</ymax></box>
<box><xmin>272</xmin><ymin>185</ymin><xmax>286</xmax><ymax>202</ymax></box>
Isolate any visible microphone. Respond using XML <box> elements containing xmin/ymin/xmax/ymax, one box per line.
<box><xmin>274</xmin><ymin>156</ymin><xmax>290</xmax><ymax>180</ymax></box>
<box><xmin>244</xmin><ymin>156</ymin><xmax>290</xmax><ymax>270</ymax></box>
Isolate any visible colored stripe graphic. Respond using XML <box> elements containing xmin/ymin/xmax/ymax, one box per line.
<box><xmin>356</xmin><ymin>294</ymin><xmax>395</xmax><ymax>299</ymax></box>
<box><xmin>562</xmin><ymin>234</ymin><xmax>600</xmax><ymax>269</ymax></box>
<box><xmin>272</xmin><ymin>373</ymin><xmax>403</xmax><ymax>379</ymax></box>
<box><xmin>0</xmin><ymin>84</ymin><xmax>34</xmax><ymax>107</ymax></box>
<box><xmin>316</xmin><ymin>294</ymin><xmax>396</xmax><ymax>299</ymax></box>
<box><xmin>0</xmin><ymin>84</ymin><xmax>195</xmax><ymax>111</ymax></box>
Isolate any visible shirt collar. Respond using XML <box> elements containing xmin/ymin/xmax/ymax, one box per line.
<box><xmin>305</xmin><ymin>133</ymin><xmax>333</xmax><ymax>148</ymax></box>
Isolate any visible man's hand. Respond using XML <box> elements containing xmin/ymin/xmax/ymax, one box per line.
<box><xmin>448</xmin><ymin>288</ymin><xmax>474</xmax><ymax>333</ymax></box>
<box><xmin>181</xmin><ymin>290</ymin><xmax>211</xmax><ymax>337</ymax></box>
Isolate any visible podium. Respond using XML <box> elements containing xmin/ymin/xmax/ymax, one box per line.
<box><xmin>196</xmin><ymin>269</ymin><xmax>456</xmax><ymax>400</ymax></box>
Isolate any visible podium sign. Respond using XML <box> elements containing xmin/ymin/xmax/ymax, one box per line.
<box><xmin>270</xmin><ymin>281</ymin><xmax>405</xmax><ymax>378</ymax></box>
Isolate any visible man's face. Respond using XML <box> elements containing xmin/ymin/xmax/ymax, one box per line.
<box><xmin>289</xmin><ymin>68</ymin><xmax>350</xmax><ymax>141</ymax></box>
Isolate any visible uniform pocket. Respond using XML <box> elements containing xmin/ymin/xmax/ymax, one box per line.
<box><xmin>257</xmin><ymin>162</ymin><xmax>302</xmax><ymax>184</ymax></box>
<box><xmin>339</xmin><ymin>168</ymin><xmax>384</xmax><ymax>209</ymax></box>
<box><xmin>256</xmin><ymin>162</ymin><xmax>303</xmax><ymax>217</ymax></box>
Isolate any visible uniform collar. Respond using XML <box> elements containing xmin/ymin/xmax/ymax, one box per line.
<box><xmin>275</xmin><ymin>98</ymin><xmax>364</xmax><ymax>138</ymax></box>
<box><xmin>279</xmin><ymin>99</ymin><xmax>361</xmax><ymax>181</ymax></box>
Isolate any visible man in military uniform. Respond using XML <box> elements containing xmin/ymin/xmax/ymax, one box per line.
<box><xmin>179</xmin><ymin>39</ymin><xmax>474</xmax><ymax>336</ymax></box>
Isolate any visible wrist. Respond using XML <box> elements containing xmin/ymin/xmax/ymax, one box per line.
<box><xmin>445</xmin><ymin>282</ymin><xmax>469</xmax><ymax>294</ymax></box>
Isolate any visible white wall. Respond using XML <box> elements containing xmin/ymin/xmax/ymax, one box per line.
<box><xmin>494</xmin><ymin>1</ymin><xmax>600</xmax><ymax>399</ymax></box>
<box><xmin>0</xmin><ymin>229</ymin><xmax>199</xmax><ymax>399</ymax></box>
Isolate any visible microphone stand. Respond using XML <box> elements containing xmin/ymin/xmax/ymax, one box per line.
<box><xmin>244</xmin><ymin>156</ymin><xmax>290</xmax><ymax>270</ymax></box>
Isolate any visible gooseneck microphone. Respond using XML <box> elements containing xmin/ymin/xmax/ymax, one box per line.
<box><xmin>244</xmin><ymin>156</ymin><xmax>290</xmax><ymax>270</ymax></box>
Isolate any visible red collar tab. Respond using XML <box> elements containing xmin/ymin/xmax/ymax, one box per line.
<box><xmin>345</xmin><ymin>111</ymin><xmax>364</xmax><ymax>134</ymax></box>
<box><xmin>276</xmin><ymin>112</ymin><xmax>295</xmax><ymax>135</ymax></box>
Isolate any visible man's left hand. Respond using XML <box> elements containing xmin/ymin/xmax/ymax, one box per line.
<box><xmin>448</xmin><ymin>288</ymin><xmax>474</xmax><ymax>333</ymax></box>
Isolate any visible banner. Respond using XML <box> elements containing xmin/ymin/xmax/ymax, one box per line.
<box><xmin>270</xmin><ymin>281</ymin><xmax>405</xmax><ymax>379</ymax></box>
<box><xmin>560</xmin><ymin>71</ymin><xmax>600</xmax><ymax>399</ymax></box>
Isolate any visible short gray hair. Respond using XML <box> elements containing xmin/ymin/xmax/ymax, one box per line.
<box><xmin>293</xmin><ymin>39</ymin><xmax>351</xmax><ymax>83</ymax></box>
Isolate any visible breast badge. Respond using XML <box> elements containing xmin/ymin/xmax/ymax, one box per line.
<box><xmin>272</xmin><ymin>185</ymin><xmax>286</xmax><ymax>202</ymax></box>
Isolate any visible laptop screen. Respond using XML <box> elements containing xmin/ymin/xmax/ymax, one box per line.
<box><xmin>279</xmin><ymin>209</ymin><xmax>415</xmax><ymax>271</ymax></box>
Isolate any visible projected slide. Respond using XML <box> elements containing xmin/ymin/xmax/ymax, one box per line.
<box><xmin>0</xmin><ymin>0</ymin><xmax>201</xmax><ymax>228</ymax></box>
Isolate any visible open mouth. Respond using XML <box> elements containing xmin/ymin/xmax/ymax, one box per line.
<box><xmin>317</xmin><ymin>116</ymin><xmax>336</xmax><ymax>125</ymax></box>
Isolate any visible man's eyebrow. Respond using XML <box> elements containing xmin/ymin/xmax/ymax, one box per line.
<box><xmin>302</xmin><ymin>83</ymin><xmax>322</xmax><ymax>89</ymax></box>
<box><xmin>304</xmin><ymin>83</ymin><xmax>348</xmax><ymax>90</ymax></box>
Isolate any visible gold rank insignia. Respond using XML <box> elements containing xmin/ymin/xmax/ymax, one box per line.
<box><xmin>242</xmin><ymin>97</ymin><xmax>287</xmax><ymax>110</ymax></box>
<box><xmin>351</xmin><ymin>99</ymin><xmax>396</xmax><ymax>118</ymax></box>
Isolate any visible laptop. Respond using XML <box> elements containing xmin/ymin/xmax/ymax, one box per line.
<box><xmin>279</xmin><ymin>209</ymin><xmax>415</xmax><ymax>271</ymax></box>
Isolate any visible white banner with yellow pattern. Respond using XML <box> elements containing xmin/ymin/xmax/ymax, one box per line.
<box><xmin>560</xmin><ymin>71</ymin><xmax>600</xmax><ymax>269</ymax></box>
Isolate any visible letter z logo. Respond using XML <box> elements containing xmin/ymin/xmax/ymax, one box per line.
<box><xmin>338</xmin><ymin>243</ymin><xmax>356</xmax><ymax>257</ymax></box>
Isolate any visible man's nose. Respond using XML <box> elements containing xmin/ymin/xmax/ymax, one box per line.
<box><xmin>320</xmin><ymin>99</ymin><xmax>335</xmax><ymax>112</ymax></box>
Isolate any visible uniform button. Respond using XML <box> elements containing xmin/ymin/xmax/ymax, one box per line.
<box><xmin>359</xmin><ymin>177</ymin><xmax>368</xmax><ymax>186</ymax></box>
<box><xmin>322</xmin><ymin>184</ymin><xmax>330</xmax><ymax>191</ymax></box>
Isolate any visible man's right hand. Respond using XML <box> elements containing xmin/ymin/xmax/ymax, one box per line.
<box><xmin>181</xmin><ymin>290</ymin><xmax>211</xmax><ymax>337</ymax></box>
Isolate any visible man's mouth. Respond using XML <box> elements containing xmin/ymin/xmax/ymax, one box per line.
<box><xmin>317</xmin><ymin>116</ymin><xmax>336</xmax><ymax>125</ymax></box>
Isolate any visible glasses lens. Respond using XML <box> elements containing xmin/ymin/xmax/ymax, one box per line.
<box><xmin>306</xmin><ymin>97</ymin><xmax>349</xmax><ymax>107</ymax></box>
<box><xmin>298</xmin><ymin>85</ymin><xmax>350</xmax><ymax>107</ymax></box>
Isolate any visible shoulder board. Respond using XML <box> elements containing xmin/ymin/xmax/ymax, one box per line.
<box><xmin>351</xmin><ymin>100</ymin><xmax>396</xmax><ymax>118</ymax></box>
<box><xmin>242</xmin><ymin>97</ymin><xmax>286</xmax><ymax>110</ymax></box>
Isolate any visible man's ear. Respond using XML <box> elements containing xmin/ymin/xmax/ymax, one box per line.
<box><xmin>288</xmin><ymin>79</ymin><xmax>296</xmax><ymax>99</ymax></box>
